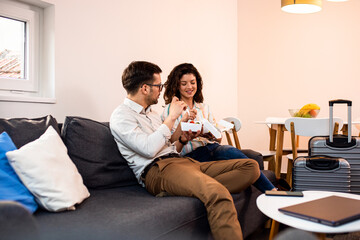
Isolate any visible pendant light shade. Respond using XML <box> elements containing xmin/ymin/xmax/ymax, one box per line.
<box><xmin>281</xmin><ymin>0</ymin><xmax>322</xmax><ymax>14</ymax></box>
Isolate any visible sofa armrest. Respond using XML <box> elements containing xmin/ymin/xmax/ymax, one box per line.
<box><xmin>0</xmin><ymin>201</ymin><xmax>39</xmax><ymax>240</ymax></box>
<box><xmin>241</xmin><ymin>149</ymin><xmax>264</xmax><ymax>170</ymax></box>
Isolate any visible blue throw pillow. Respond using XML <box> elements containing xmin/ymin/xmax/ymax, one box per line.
<box><xmin>0</xmin><ymin>131</ymin><xmax>38</xmax><ymax>213</ymax></box>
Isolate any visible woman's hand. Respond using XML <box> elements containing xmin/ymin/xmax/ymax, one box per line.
<box><xmin>201</xmin><ymin>132</ymin><xmax>214</xmax><ymax>140</ymax></box>
<box><xmin>201</xmin><ymin>132</ymin><xmax>216</xmax><ymax>140</ymax></box>
<box><xmin>181</xmin><ymin>109</ymin><xmax>197</xmax><ymax>122</ymax></box>
<box><xmin>201</xmin><ymin>132</ymin><xmax>222</xmax><ymax>143</ymax></box>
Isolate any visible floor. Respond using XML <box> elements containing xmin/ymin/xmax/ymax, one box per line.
<box><xmin>246</xmin><ymin>221</ymin><xmax>290</xmax><ymax>240</ymax></box>
<box><xmin>245</xmin><ymin>226</ymin><xmax>271</xmax><ymax>240</ymax></box>
<box><xmin>246</xmin><ymin>224</ymin><xmax>360</xmax><ymax>240</ymax></box>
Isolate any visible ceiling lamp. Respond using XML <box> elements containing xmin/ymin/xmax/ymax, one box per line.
<box><xmin>281</xmin><ymin>0</ymin><xmax>322</xmax><ymax>14</ymax></box>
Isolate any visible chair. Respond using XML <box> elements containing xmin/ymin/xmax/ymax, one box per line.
<box><xmin>223</xmin><ymin>117</ymin><xmax>276</xmax><ymax>171</ymax></box>
<box><xmin>355</xmin><ymin>119</ymin><xmax>360</xmax><ymax>137</ymax></box>
<box><xmin>265</xmin><ymin>117</ymin><xmax>308</xmax><ymax>156</ymax></box>
<box><xmin>284</xmin><ymin>117</ymin><xmax>343</xmax><ymax>186</ymax></box>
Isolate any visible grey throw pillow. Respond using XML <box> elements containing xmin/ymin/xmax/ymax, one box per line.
<box><xmin>0</xmin><ymin>115</ymin><xmax>60</xmax><ymax>148</ymax></box>
<box><xmin>62</xmin><ymin>116</ymin><xmax>138</xmax><ymax>189</ymax></box>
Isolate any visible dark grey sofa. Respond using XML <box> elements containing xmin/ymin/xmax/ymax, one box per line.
<box><xmin>0</xmin><ymin>115</ymin><xmax>275</xmax><ymax>240</ymax></box>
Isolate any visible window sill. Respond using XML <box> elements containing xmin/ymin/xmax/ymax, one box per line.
<box><xmin>0</xmin><ymin>93</ymin><xmax>56</xmax><ymax>104</ymax></box>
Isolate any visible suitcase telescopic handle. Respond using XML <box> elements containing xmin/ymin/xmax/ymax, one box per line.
<box><xmin>329</xmin><ymin>99</ymin><xmax>352</xmax><ymax>143</ymax></box>
<box><xmin>329</xmin><ymin>99</ymin><xmax>352</xmax><ymax>106</ymax></box>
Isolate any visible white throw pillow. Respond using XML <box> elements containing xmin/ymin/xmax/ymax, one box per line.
<box><xmin>6</xmin><ymin>126</ymin><xmax>90</xmax><ymax>212</ymax></box>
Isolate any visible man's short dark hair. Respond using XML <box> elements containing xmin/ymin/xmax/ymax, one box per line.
<box><xmin>122</xmin><ymin>61</ymin><xmax>162</xmax><ymax>95</ymax></box>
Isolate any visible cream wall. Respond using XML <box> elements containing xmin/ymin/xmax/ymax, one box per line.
<box><xmin>2</xmin><ymin>0</ymin><xmax>359</xmax><ymax>152</ymax></box>
<box><xmin>0</xmin><ymin>0</ymin><xmax>238</xmax><ymax>123</ymax></box>
<box><xmin>238</xmin><ymin>0</ymin><xmax>360</xmax><ymax>150</ymax></box>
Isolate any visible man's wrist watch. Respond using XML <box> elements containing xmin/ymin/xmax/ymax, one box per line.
<box><xmin>178</xmin><ymin>136</ymin><xmax>188</xmax><ymax>145</ymax></box>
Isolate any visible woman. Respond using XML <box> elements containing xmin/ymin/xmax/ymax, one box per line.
<box><xmin>161</xmin><ymin>63</ymin><xmax>276</xmax><ymax>192</ymax></box>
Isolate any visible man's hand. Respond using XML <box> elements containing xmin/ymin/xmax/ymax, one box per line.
<box><xmin>182</xmin><ymin>130</ymin><xmax>201</xmax><ymax>142</ymax></box>
<box><xmin>176</xmin><ymin>129</ymin><xmax>200</xmax><ymax>152</ymax></box>
<box><xmin>168</xmin><ymin>97</ymin><xmax>187</xmax><ymax>121</ymax></box>
<box><xmin>164</xmin><ymin>97</ymin><xmax>187</xmax><ymax>131</ymax></box>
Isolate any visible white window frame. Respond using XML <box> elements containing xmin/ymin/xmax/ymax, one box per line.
<box><xmin>0</xmin><ymin>0</ymin><xmax>55</xmax><ymax>104</ymax></box>
<box><xmin>0</xmin><ymin>0</ymin><xmax>39</xmax><ymax>92</ymax></box>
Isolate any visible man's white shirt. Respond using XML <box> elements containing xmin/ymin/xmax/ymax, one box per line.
<box><xmin>110</xmin><ymin>98</ymin><xmax>178</xmax><ymax>186</ymax></box>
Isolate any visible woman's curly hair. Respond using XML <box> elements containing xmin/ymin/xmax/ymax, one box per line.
<box><xmin>164</xmin><ymin>63</ymin><xmax>204</xmax><ymax>104</ymax></box>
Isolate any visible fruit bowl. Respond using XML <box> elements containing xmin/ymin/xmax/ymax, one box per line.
<box><xmin>288</xmin><ymin>109</ymin><xmax>320</xmax><ymax>118</ymax></box>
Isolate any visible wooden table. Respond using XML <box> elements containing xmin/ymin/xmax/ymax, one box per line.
<box><xmin>341</xmin><ymin>121</ymin><xmax>360</xmax><ymax>136</ymax></box>
<box><xmin>256</xmin><ymin>118</ymin><xmax>288</xmax><ymax>178</ymax></box>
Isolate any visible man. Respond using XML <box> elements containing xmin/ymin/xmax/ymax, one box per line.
<box><xmin>110</xmin><ymin>61</ymin><xmax>260</xmax><ymax>240</ymax></box>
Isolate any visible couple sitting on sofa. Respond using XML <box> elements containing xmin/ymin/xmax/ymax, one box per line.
<box><xmin>109</xmin><ymin>61</ymin><xmax>275</xmax><ymax>240</ymax></box>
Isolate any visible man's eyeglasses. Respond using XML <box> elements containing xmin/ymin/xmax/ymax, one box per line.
<box><xmin>146</xmin><ymin>83</ymin><xmax>164</xmax><ymax>91</ymax></box>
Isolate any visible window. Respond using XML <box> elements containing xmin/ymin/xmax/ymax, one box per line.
<box><xmin>0</xmin><ymin>0</ymin><xmax>39</xmax><ymax>92</ymax></box>
<box><xmin>0</xmin><ymin>16</ymin><xmax>26</xmax><ymax>80</ymax></box>
<box><xmin>0</xmin><ymin>0</ymin><xmax>55</xmax><ymax>103</ymax></box>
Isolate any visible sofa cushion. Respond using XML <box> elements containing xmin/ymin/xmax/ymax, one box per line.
<box><xmin>35</xmin><ymin>186</ymin><xmax>211</xmax><ymax>240</ymax></box>
<box><xmin>6</xmin><ymin>126</ymin><xmax>90</xmax><ymax>212</ymax></box>
<box><xmin>62</xmin><ymin>116</ymin><xmax>138</xmax><ymax>189</ymax></box>
<box><xmin>34</xmin><ymin>172</ymin><xmax>274</xmax><ymax>240</ymax></box>
<box><xmin>0</xmin><ymin>132</ymin><xmax>38</xmax><ymax>213</ymax></box>
<box><xmin>0</xmin><ymin>115</ymin><xmax>60</xmax><ymax>148</ymax></box>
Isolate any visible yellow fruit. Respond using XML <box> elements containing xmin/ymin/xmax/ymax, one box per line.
<box><xmin>298</xmin><ymin>109</ymin><xmax>309</xmax><ymax>116</ymax></box>
<box><xmin>300</xmin><ymin>103</ymin><xmax>320</xmax><ymax>111</ymax></box>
